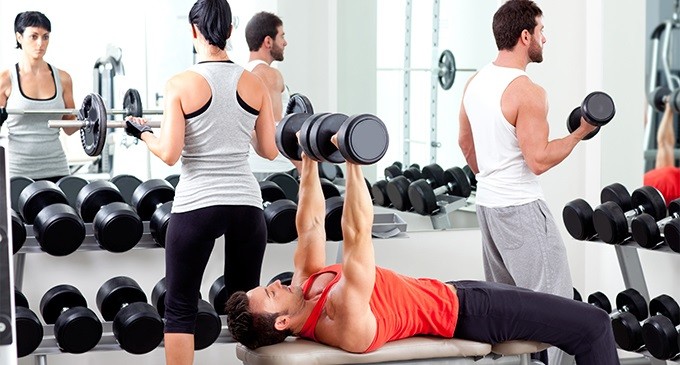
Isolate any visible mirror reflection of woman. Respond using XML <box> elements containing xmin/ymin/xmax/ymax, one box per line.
<box><xmin>0</xmin><ymin>11</ymin><xmax>79</xmax><ymax>182</ymax></box>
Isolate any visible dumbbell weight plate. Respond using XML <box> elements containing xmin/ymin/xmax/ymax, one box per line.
<box><xmin>298</xmin><ymin>113</ymin><xmax>330</xmax><ymax>161</ymax></box>
<box><xmin>562</xmin><ymin>199</ymin><xmax>595</xmax><ymax>240</ymax></box>
<box><xmin>263</xmin><ymin>172</ymin><xmax>299</xmax><ymax>202</ymax></box>
<box><xmin>131</xmin><ymin>179</ymin><xmax>175</xmax><ymax>221</ymax></box>
<box><xmin>34</xmin><ymin>203</ymin><xmax>86</xmax><ymax>256</ymax></box>
<box><xmin>260</xmin><ymin>181</ymin><xmax>287</xmax><ymax>203</ymax></box>
<box><xmin>18</xmin><ymin>180</ymin><xmax>69</xmax><ymax>224</ymax></box>
<box><xmin>421</xmin><ymin>164</ymin><xmax>446</xmax><ymax>189</ymax></box>
<box><xmin>408</xmin><ymin>180</ymin><xmax>439</xmax><ymax>215</ymax></box>
<box><xmin>165</xmin><ymin>174</ymin><xmax>180</xmax><ymax>188</ymax></box>
<box><xmin>573</xmin><ymin>288</ymin><xmax>582</xmax><ymax>302</ymax></box>
<box><xmin>76</xmin><ymin>180</ymin><xmax>126</xmax><ymax>222</ymax></box>
<box><xmin>195</xmin><ymin>300</ymin><xmax>221</xmax><ymax>350</ymax></box>
<box><xmin>276</xmin><ymin>113</ymin><xmax>311</xmax><ymax>161</ymax></box>
<box><xmin>649</xmin><ymin>295</ymin><xmax>680</xmax><ymax>324</ymax></box>
<box><xmin>123</xmin><ymin>88</ymin><xmax>143</xmax><ymax>117</ymax></box>
<box><xmin>371</xmin><ymin>180</ymin><xmax>390</xmax><ymax>207</ymax></box>
<box><xmin>587</xmin><ymin>291</ymin><xmax>612</xmax><ymax>314</ymax></box>
<box><xmin>671</xmin><ymin>88</ymin><xmax>680</xmax><ymax>114</ymax></box>
<box><xmin>444</xmin><ymin>167</ymin><xmax>472</xmax><ymax>198</ymax></box>
<box><xmin>209</xmin><ymin>276</ymin><xmax>228</xmax><ymax>315</ymax></box>
<box><xmin>663</xmin><ymin>219</ymin><xmax>680</xmax><ymax>253</ymax></box>
<box><xmin>386</xmin><ymin>176</ymin><xmax>412</xmax><ymax>211</ymax></box>
<box><xmin>567</xmin><ymin>107</ymin><xmax>600</xmax><ymax>140</ymax></box>
<box><xmin>337</xmin><ymin>114</ymin><xmax>389</xmax><ymax>165</ymax></box>
<box><xmin>631</xmin><ymin>186</ymin><xmax>667</xmax><ymax>221</ymax></box>
<box><xmin>616</xmin><ymin>288</ymin><xmax>648</xmax><ymax>321</ymax></box>
<box><xmin>15</xmin><ymin>306</ymin><xmax>43</xmax><ymax>357</ymax></box>
<box><xmin>150</xmin><ymin>201</ymin><xmax>173</xmax><ymax>247</ymax></box>
<box><xmin>462</xmin><ymin>165</ymin><xmax>477</xmax><ymax>189</ymax></box>
<box><xmin>79</xmin><ymin>93</ymin><xmax>108</xmax><ymax>157</ymax></box>
<box><xmin>285</xmin><ymin>93</ymin><xmax>314</xmax><ymax>115</ymax></box>
<box><xmin>40</xmin><ymin>285</ymin><xmax>88</xmax><ymax>324</ymax></box>
<box><xmin>113</xmin><ymin>302</ymin><xmax>164</xmax><ymax>354</ymax></box>
<box><xmin>592</xmin><ymin>201</ymin><xmax>629</xmax><ymax>244</ymax></box>
<box><xmin>10</xmin><ymin>176</ymin><xmax>34</xmax><ymax>213</ymax></box>
<box><xmin>320</xmin><ymin>178</ymin><xmax>341</xmax><ymax>199</ymax></box>
<box><xmin>96</xmin><ymin>276</ymin><xmax>149</xmax><ymax>322</ymax></box>
<box><xmin>94</xmin><ymin>202</ymin><xmax>143</xmax><ymax>252</ymax></box>
<box><xmin>110</xmin><ymin>174</ymin><xmax>143</xmax><ymax>205</ymax></box>
<box><xmin>56</xmin><ymin>175</ymin><xmax>89</xmax><ymax>208</ymax></box>
<box><xmin>384</xmin><ymin>164</ymin><xmax>402</xmax><ymax>179</ymax></box>
<box><xmin>611</xmin><ymin>312</ymin><xmax>644</xmax><ymax>351</ymax></box>
<box><xmin>11</xmin><ymin>209</ymin><xmax>26</xmax><ymax>254</ymax></box>
<box><xmin>325</xmin><ymin>196</ymin><xmax>344</xmax><ymax>241</ymax></box>
<box><xmin>268</xmin><ymin>271</ymin><xmax>294</xmax><ymax>286</ymax></box>
<box><xmin>309</xmin><ymin>113</ymin><xmax>349</xmax><ymax>164</ymax></box>
<box><xmin>264</xmin><ymin>200</ymin><xmax>298</xmax><ymax>243</ymax></box>
<box><xmin>581</xmin><ymin>91</ymin><xmax>616</xmax><ymax>127</ymax></box>
<box><xmin>648</xmin><ymin>86</ymin><xmax>671</xmax><ymax>112</ymax></box>
<box><xmin>600</xmin><ymin>183</ymin><xmax>632</xmax><ymax>211</ymax></box>
<box><xmin>631</xmin><ymin>213</ymin><xmax>664</xmax><ymax>249</ymax></box>
<box><xmin>319</xmin><ymin>161</ymin><xmax>338</xmax><ymax>181</ymax></box>
<box><xmin>642</xmin><ymin>315</ymin><xmax>680</xmax><ymax>360</ymax></box>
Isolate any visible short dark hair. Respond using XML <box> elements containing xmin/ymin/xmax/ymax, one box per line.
<box><xmin>492</xmin><ymin>0</ymin><xmax>543</xmax><ymax>51</ymax></box>
<box><xmin>14</xmin><ymin>11</ymin><xmax>51</xmax><ymax>49</ymax></box>
<box><xmin>225</xmin><ymin>291</ymin><xmax>292</xmax><ymax>350</ymax></box>
<box><xmin>245</xmin><ymin>12</ymin><xmax>283</xmax><ymax>52</ymax></box>
<box><xmin>188</xmin><ymin>0</ymin><xmax>232</xmax><ymax>50</ymax></box>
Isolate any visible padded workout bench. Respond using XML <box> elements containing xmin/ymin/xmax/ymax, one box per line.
<box><xmin>236</xmin><ymin>336</ymin><xmax>549</xmax><ymax>365</ymax></box>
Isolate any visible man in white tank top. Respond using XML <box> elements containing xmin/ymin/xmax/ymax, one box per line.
<box><xmin>459</xmin><ymin>1</ymin><xmax>599</xmax><ymax>364</ymax></box>
<box><xmin>244</xmin><ymin>11</ymin><xmax>295</xmax><ymax>174</ymax></box>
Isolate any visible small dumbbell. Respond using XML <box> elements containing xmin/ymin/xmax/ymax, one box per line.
<box><xmin>131</xmin><ymin>179</ymin><xmax>175</xmax><ymax>247</ymax></box>
<box><xmin>631</xmin><ymin>198</ymin><xmax>680</xmax><ymax>249</ymax></box>
<box><xmin>10</xmin><ymin>209</ymin><xmax>27</xmax><ymax>254</ymax></box>
<box><xmin>566</xmin><ymin>91</ymin><xmax>616</xmax><ymax>140</ymax></box>
<box><xmin>76</xmin><ymin>180</ymin><xmax>143</xmax><ymax>253</ymax></box>
<box><xmin>372</xmin><ymin>164</ymin><xmax>422</xmax><ymax>207</ymax></box>
<box><xmin>96</xmin><ymin>276</ymin><xmax>164</xmax><ymax>354</ymax></box>
<box><xmin>587</xmin><ymin>289</ymin><xmax>648</xmax><ymax>322</ymax></box>
<box><xmin>647</xmin><ymin>86</ymin><xmax>680</xmax><ymax>113</ymax></box>
<box><xmin>260</xmin><ymin>181</ymin><xmax>298</xmax><ymax>243</ymax></box>
<box><xmin>642</xmin><ymin>304</ymin><xmax>680</xmax><ymax>359</ymax></box>
<box><xmin>14</xmin><ymin>289</ymin><xmax>43</xmax><ymax>358</ymax></box>
<box><xmin>563</xmin><ymin>183</ymin><xmax>633</xmax><ymax>240</ymax></box>
<box><xmin>17</xmin><ymin>180</ymin><xmax>86</xmax><ymax>256</ymax></box>
<box><xmin>151</xmin><ymin>278</ymin><xmax>221</xmax><ymax>350</ymax></box>
<box><xmin>612</xmin><ymin>294</ymin><xmax>679</xmax><ymax>352</ymax></box>
<box><xmin>408</xmin><ymin>166</ymin><xmax>472</xmax><ymax>215</ymax></box>
<box><xmin>386</xmin><ymin>164</ymin><xmax>448</xmax><ymax>212</ymax></box>
<box><xmin>39</xmin><ymin>284</ymin><xmax>102</xmax><ymax>353</ymax></box>
<box><xmin>593</xmin><ymin>185</ymin><xmax>667</xmax><ymax>244</ymax></box>
<box><xmin>268</xmin><ymin>271</ymin><xmax>294</xmax><ymax>286</ymax></box>
<box><xmin>110</xmin><ymin>174</ymin><xmax>143</xmax><ymax>205</ymax></box>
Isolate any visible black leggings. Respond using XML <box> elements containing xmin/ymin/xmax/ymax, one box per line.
<box><xmin>451</xmin><ymin>280</ymin><xmax>619</xmax><ymax>365</ymax></box>
<box><xmin>164</xmin><ymin>205</ymin><xmax>266</xmax><ymax>334</ymax></box>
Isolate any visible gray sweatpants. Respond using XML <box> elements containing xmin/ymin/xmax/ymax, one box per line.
<box><xmin>476</xmin><ymin>199</ymin><xmax>574</xmax><ymax>365</ymax></box>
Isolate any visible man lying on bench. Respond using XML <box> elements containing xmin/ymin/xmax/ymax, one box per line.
<box><xmin>225</xmin><ymin>138</ymin><xmax>619</xmax><ymax>365</ymax></box>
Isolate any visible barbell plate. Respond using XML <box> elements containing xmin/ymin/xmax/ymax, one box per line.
<box><xmin>79</xmin><ymin>93</ymin><xmax>108</xmax><ymax>157</ymax></box>
<box><xmin>123</xmin><ymin>88</ymin><xmax>144</xmax><ymax>117</ymax></box>
<box><xmin>438</xmin><ymin>49</ymin><xmax>456</xmax><ymax>90</ymax></box>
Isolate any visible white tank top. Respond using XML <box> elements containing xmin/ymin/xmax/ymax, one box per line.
<box><xmin>244</xmin><ymin>59</ymin><xmax>295</xmax><ymax>173</ymax></box>
<box><xmin>462</xmin><ymin>63</ymin><xmax>544</xmax><ymax>207</ymax></box>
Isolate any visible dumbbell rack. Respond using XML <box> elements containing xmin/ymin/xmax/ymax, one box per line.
<box><xmin>582</xmin><ymin>239</ymin><xmax>680</xmax><ymax>364</ymax></box>
<box><xmin>12</xmin><ymin>222</ymin><xmax>240</xmax><ymax>363</ymax></box>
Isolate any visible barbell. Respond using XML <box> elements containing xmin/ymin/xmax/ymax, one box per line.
<box><xmin>376</xmin><ymin>49</ymin><xmax>475</xmax><ymax>90</ymax></box>
<box><xmin>5</xmin><ymin>88</ymin><xmax>162</xmax><ymax>118</ymax></box>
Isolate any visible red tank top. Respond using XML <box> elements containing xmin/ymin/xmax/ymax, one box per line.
<box><xmin>298</xmin><ymin>264</ymin><xmax>459</xmax><ymax>353</ymax></box>
<box><xmin>644</xmin><ymin>167</ymin><xmax>680</xmax><ymax>205</ymax></box>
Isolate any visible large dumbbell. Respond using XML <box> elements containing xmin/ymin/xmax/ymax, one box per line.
<box><xmin>566</xmin><ymin>91</ymin><xmax>616</xmax><ymax>140</ymax></box>
<box><xmin>131</xmin><ymin>179</ymin><xmax>175</xmax><ymax>247</ymax></box>
<box><xmin>260</xmin><ymin>181</ymin><xmax>298</xmax><ymax>243</ymax></box>
<box><xmin>14</xmin><ymin>289</ymin><xmax>43</xmax><ymax>357</ymax></box>
<box><xmin>593</xmin><ymin>185</ymin><xmax>667</xmax><ymax>244</ymax></box>
<box><xmin>648</xmin><ymin>86</ymin><xmax>680</xmax><ymax>113</ymax></box>
<box><xmin>563</xmin><ymin>183</ymin><xmax>633</xmax><ymax>240</ymax></box>
<box><xmin>642</xmin><ymin>303</ymin><xmax>680</xmax><ymax>359</ymax></box>
<box><xmin>278</xmin><ymin>112</ymin><xmax>389</xmax><ymax>165</ymax></box>
<box><xmin>76</xmin><ymin>180</ymin><xmax>143</xmax><ymax>253</ymax></box>
<box><xmin>587</xmin><ymin>289</ymin><xmax>648</xmax><ymax>322</ymax></box>
<box><xmin>39</xmin><ymin>284</ymin><xmax>102</xmax><ymax>353</ymax></box>
<box><xmin>10</xmin><ymin>209</ymin><xmax>27</xmax><ymax>254</ymax></box>
<box><xmin>18</xmin><ymin>180</ymin><xmax>86</xmax><ymax>256</ymax></box>
<box><xmin>631</xmin><ymin>198</ymin><xmax>680</xmax><ymax>249</ymax></box>
<box><xmin>151</xmin><ymin>278</ymin><xmax>221</xmax><ymax>350</ymax></box>
<box><xmin>612</xmin><ymin>294</ymin><xmax>679</xmax><ymax>352</ymax></box>
<box><xmin>386</xmin><ymin>164</ymin><xmax>449</xmax><ymax>212</ymax></box>
<box><xmin>372</xmin><ymin>164</ymin><xmax>422</xmax><ymax>207</ymax></box>
<box><xmin>96</xmin><ymin>276</ymin><xmax>164</xmax><ymax>354</ymax></box>
<box><xmin>408</xmin><ymin>166</ymin><xmax>472</xmax><ymax>215</ymax></box>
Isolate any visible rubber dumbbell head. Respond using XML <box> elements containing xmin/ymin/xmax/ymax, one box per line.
<box><xmin>110</xmin><ymin>174</ymin><xmax>143</xmax><ymax>205</ymax></box>
<box><xmin>612</xmin><ymin>294</ymin><xmax>680</xmax><ymax>352</ymax></box>
<box><xmin>209</xmin><ymin>276</ymin><xmax>228</xmax><ymax>315</ymax></box>
<box><xmin>563</xmin><ymin>199</ymin><xmax>596</xmax><ymax>240</ymax></box>
<box><xmin>336</xmin><ymin>114</ymin><xmax>389</xmax><ymax>165</ymax></box>
<box><xmin>260</xmin><ymin>181</ymin><xmax>298</xmax><ymax>243</ymax></box>
<box><xmin>263</xmin><ymin>172</ymin><xmax>300</xmax><ymax>202</ymax></box>
<box><xmin>76</xmin><ymin>180</ymin><xmax>143</xmax><ymax>253</ymax></box>
<box><xmin>165</xmin><ymin>173</ymin><xmax>180</xmax><ymax>188</ymax></box>
<box><xmin>10</xmin><ymin>176</ymin><xmax>35</xmax><ymax>213</ymax></box>
<box><xmin>642</xmin><ymin>313</ymin><xmax>680</xmax><ymax>359</ymax></box>
<box><xmin>593</xmin><ymin>186</ymin><xmax>666</xmax><ymax>244</ymax></box>
<box><xmin>325</xmin><ymin>196</ymin><xmax>344</xmax><ymax>241</ymax></box>
<box><xmin>11</xmin><ymin>209</ymin><xmax>26</xmax><ymax>254</ymax></box>
<box><xmin>631</xmin><ymin>198</ymin><xmax>680</xmax><ymax>249</ymax></box>
<box><xmin>18</xmin><ymin>180</ymin><xmax>85</xmax><ymax>256</ymax></box>
<box><xmin>96</xmin><ymin>276</ymin><xmax>164</xmax><ymax>354</ymax></box>
<box><xmin>462</xmin><ymin>165</ymin><xmax>477</xmax><ymax>191</ymax></box>
<box><xmin>567</xmin><ymin>91</ymin><xmax>616</xmax><ymax>139</ymax></box>
<box><xmin>371</xmin><ymin>180</ymin><xmax>391</xmax><ymax>207</ymax></box>
<box><xmin>39</xmin><ymin>284</ymin><xmax>102</xmax><ymax>353</ymax></box>
<box><xmin>131</xmin><ymin>179</ymin><xmax>175</xmax><ymax>220</ymax></box>
<box><xmin>55</xmin><ymin>175</ymin><xmax>89</xmax><ymax>208</ymax></box>
<box><xmin>150</xmin><ymin>201</ymin><xmax>173</xmax><ymax>247</ymax></box>
<box><xmin>276</xmin><ymin>112</ymin><xmax>313</xmax><ymax>161</ymax></box>
<box><xmin>386</xmin><ymin>168</ymin><xmax>426</xmax><ymax>211</ymax></box>
<box><xmin>151</xmin><ymin>278</ymin><xmax>220</xmax><ymax>350</ymax></box>
<box><xmin>662</xmin><ymin>217</ymin><xmax>680</xmax><ymax>253</ymax></box>
<box><xmin>14</xmin><ymin>289</ymin><xmax>43</xmax><ymax>358</ymax></box>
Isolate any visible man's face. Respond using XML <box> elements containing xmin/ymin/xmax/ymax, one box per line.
<box><xmin>528</xmin><ymin>16</ymin><xmax>545</xmax><ymax>63</ymax></box>
<box><xmin>270</xmin><ymin>25</ymin><xmax>287</xmax><ymax>62</ymax></box>
<box><xmin>246</xmin><ymin>279</ymin><xmax>302</xmax><ymax>316</ymax></box>
<box><xmin>17</xmin><ymin>27</ymin><xmax>50</xmax><ymax>58</ymax></box>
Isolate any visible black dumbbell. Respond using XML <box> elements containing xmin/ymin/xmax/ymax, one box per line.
<box><xmin>384</xmin><ymin>162</ymin><xmax>421</xmax><ymax>180</ymax></box>
<box><xmin>408</xmin><ymin>166</ymin><xmax>472</xmax><ymax>215</ymax></box>
<box><xmin>151</xmin><ymin>278</ymin><xmax>221</xmax><ymax>351</ymax></box>
<box><xmin>260</xmin><ymin>181</ymin><xmax>298</xmax><ymax>243</ymax></box>
<box><xmin>96</xmin><ymin>276</ymin><xmax>164</xmax><ymax>354</ymax></box>
<box><xmin>642</xmin><ymin>303</ymin><xmax>680</xmax><ymax>360</ymax></box>
<box><xmin>612</xmin><ymin>294</ymin><xmax>679</xmax><ymax>352</ymax></box>
<box><xmin>55</xmin><ymin>175</ymin><xmax>89</xmax><ymax>209</ymax></box>
<box><xmin>110</xmin><ymin>174</ymin><xmax>143</xmax><ymax>205</ymax></box>
<box><xmin>14</xmin><ymin>289</ymin><xmax>43</xmax><ymax>357</ymax></box>
<box><xmin>566</xmin><ymin>91</ymin><xmax>616</xmax><ymax>140</ymax></box>
<box><xmin>10</xmin><ymin>176</ymin><xmax>34</xmax><ymax>214</ymax></box>
<box><xmin>76</xmin><ymin>180</ymin><xmax>143</xmax><ymax>253</ymax></box>
<box><xmin>593</xmin><ymin>185</ymin><xmax>667</xmax><ymax>244</ymax></box>
<box><xmin>386</xmin><ymin>164</ymin><xmax>450</xmax><ymax>212</ymax></box>
<box><xmin>372</xmin><ymin>164</ymin><xmax>422</xmax><ymax>207</ymax></box>
<box><xmin>209</xmin><ymin>276</ymin><xmax>229</xmax><ymax>316</ymax></box>
<box><xmin>276</xmin><ymin>112</ymin><xmax>316</xmax><ymax>161</ymax></box>
<box><xmin>631</xmin><ymin>198</ymin><xmax>680</xmax><ymax>249</ymax></box>
<box><xmin>573</xmin><ymin>288</ymin><xmax>583</xmax><ymax>302</ymax></box>
<box><xmin>587</xmin><ymin>289</ymin><xmax>648</xmax><ymax>322</ymax></box>
<box><xmin>268</xmin><ymin>271</ymin><xmax>294</xmax><ymax>286</ymax></box>
<box><xmin>264</xmin><ymin>172</ymin><xmax>300</xmax><ymax>202</ymax></box>
<box><xmin>17</xmin><ymin>180</ymin><xmax>86</xmax><ymax>256</ymax></box>
<box><xmin>647</xmin><ymin>86</ymin><xmax>680</xmax><ymax>113</ymax></box>
<box><xmin>165</xmin><ymin>173</ymin><xmax>180</xmax><ymax>188</ymax></box>
<box><xmin>325</xmin><ymin>196</ymin><xmax>344</xmax><ymax>241</ymax></box>
<box><xmin>39</xmin><ymin>284</ymin><xmax>102</xmax><ymax>353</ymax></box>
<box><xmin>563</xmin><ymin>183</ymin><xmax>633</xmax><ymax>240</ymax></box>
<box><xmin>462</xmin><ymin>165</ymin><xmax>477</xmax><ymax>192</ymax></box>
<box><xmin>131</xmin><ymin>179</ymin><xmax>175</xmax><ymax>247</ymax></box>
<box><xmin>10</xmin><ymin>209</ymin><xmax>27</xmax><ymax>254</ymax></box>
